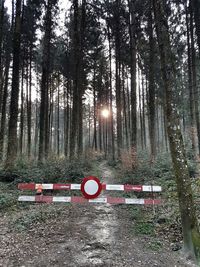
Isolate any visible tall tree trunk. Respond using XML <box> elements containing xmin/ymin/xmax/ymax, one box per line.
<box><xmin>0</xmin><ymin>0</ymin><xmax>5</xmax><ymax>113</ymax></box>
<box><xmin>186</xmin><ymin>3</ymin><xmax>196</xmax><ymax>152</ymax></box>
<box><xmin>77</xmin><ymin>0</ymin><xmax>86</xmax><ymax>156</ymax></box>
<box><xmin>88</xmin><ymin>105</ymin><xmax>91</xmax><ymax>147</ymax></box>
<box><xmin>27</xmin><ymin>47</ymin><xmax>32</xmax><ymax>158</ymax></box>
<box><xmin>148</xmin><ymin>0</ymin><xmax>156</xmax><ymax>159</ymax></box>
<box><xmin>19</xmin><ymin>58</ymin><xmax>24</xmax><ymax>155</ymax></box>
<box><xmin>38</xmin><ymin>0</ymin><xmax>52</xmax><ymax>162</ymax></box>
<box><xmin>0</xmin><ymin>0</ymin><xmax>4</xmax><ymax>60</ymax></box>
<box><xmin>115</xmin><ymin>0</ymin><xmax>122</xmax><ymax>157</ymax></box>
<box><xmin>156</xmin><ymin>103</ymin><xmax>160</xmax><ymax>152</ymax></box>
<box><xmin>153</xmin><ymin>0</ymin><xmax>200</xmax><ymax>261</ymax></box>
<box><xmin>64</xmin><ymin>79</ymin><xmax>70</xmax><ymax>157</ymax></box>
<box><xmin>57</xmin><ymin>75</ymin><xmax>60</xmax><ymax>156</ymax></box>
<box><xmin>190</xmin><ymin>1</ymin><xmax>200</xmax><ymax>156</ymax></box>
<box><xmin>0</xmin><ymin>42</ymin><xmax>11</xmax><ymax>160</ymax></box>
<box><xmin>138</xmin><ymin>70</ymin><xmax>144</xmax><ymax>149</ymax></box>
<box><xmin>128</xmin><ymin>0</ymin><xmax>137</xmax><ymax>150</ymax></box>
<box><xmin>192</xmin><ymin>0</ymin><xmax>200</xmax><ymax>56</ymax></box>
<box><xmin>107</xmin><ymin>22</ymin><xmax>115</xmax><ymax>160</ymax></box>
<box><xmin>97</xmin><ymin>68</ymin><xmax>103</xmax><ymax>152</ymax></box>
<box><xmin>142</xmin><ymin>74</ymin><xmax>146</xmax><ymax>148</ymax></box>
<box><xmin>115</xmin><ymin>52</ymin><xmax>122</xmax><ymax>157</ymax></box>
<box><xmin>70</xmin><ymin>0</ymin><xmax>80</xmax><ymax>159</ymax></box>
<box><xmin>93</xmin><ymin>66</ymin><xmax>97</xmax><ymax>150</ymax></box>
<box><xmin>122</xmin><ymin>65</ymin><xmax>129</xmax><ymax>149</ymax></box>
<box><xmin>34</xmin><ymin>98</ymin><xmax>38</xmax><ymax>158</ymax></box>
<box><xmin>26</xmin><ymin>63</ymin><xmax>29</xmax><ymax>155</ymax></box>
<box><xmin>6</xmin><ymin>0</ymin><xmax>22</xmax><ymax>168</ymax></box>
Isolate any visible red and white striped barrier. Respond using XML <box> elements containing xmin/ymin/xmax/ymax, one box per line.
<box><xmin>18</xmin><ymin>183</ymin><xmax>161</xmax><ymax>192</ymax></box>
<box><xmin>18</xmin><ymin>176</ymin><xmax>162</xmax><ymax>205</ymax></box>
<box><xmin>18</xmin><ymin>195</ymin><xmax>162</xmax><ymax>205</ymax></box>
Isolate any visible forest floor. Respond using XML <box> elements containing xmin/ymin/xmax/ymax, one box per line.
<box><xmin>0</xmin><ymin>161</ymin><xmax>198</xmax><ymax>267</ymax></box>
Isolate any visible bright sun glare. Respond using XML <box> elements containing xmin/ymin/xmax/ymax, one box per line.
<box><xmin>101</xmin><ymin>109</ymin><xmax>110</xmax><ymax>118</ymax></box>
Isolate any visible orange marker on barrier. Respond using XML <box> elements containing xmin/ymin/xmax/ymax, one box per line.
<box><xmin>36</xmin><ymin>184</ymin><xmax>43</xmax><ymax>195</ymax></box>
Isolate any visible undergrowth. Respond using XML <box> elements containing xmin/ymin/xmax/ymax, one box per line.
<box><xmin>117</xmin><ymin>149</ymin><xmax>199</xmax><ymax>252</ymax></box>
<box><xmin>12</xmin><ymin>206</ymin><xmax>63</xmax><ymax>231</ymax></box>
<box><xmin>0</xmin><ymin>152</ymin><xmax>98</xmax><ymax>213</ymax></box>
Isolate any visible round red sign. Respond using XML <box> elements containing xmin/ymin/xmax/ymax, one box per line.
<box><xmin>81</xmin><ymin>176</ymin><xmax>102</xmax><ymax>199</ymax></box>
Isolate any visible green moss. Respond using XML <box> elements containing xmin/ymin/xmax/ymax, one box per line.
<box><xmin>145</xmin><ymin>240</ymin><xmax>162</xmax><ymax>251</ymax></box>
<box><xmin>0</xmin><ymin>193</ymin><xmax>17</xmax><ymax>211</ymax></box>
<box><xmin>134</xmin><ymin>221</ymin><xmax>155</xmax><ymax>236</ymax></box>
<box><xmin>192</xmin><ymin>227</ymin><xmax>200</xmax><ymax>263</ymax></box>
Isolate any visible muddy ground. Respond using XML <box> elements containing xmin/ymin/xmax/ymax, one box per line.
<box><xmin>0</xmin><ymin>162</ymin><xmax>197</xmax><ymax>267</ymax></box>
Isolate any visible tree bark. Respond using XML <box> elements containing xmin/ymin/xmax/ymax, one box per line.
<box><xmin>0</xmin><ymin>38</ymin><xmax>11</xmax><ymax>160</ymax></box>
<box><xmin>77</xmin><ymin>0</ymin><xmax>86</xmax><ymax>156</ymax></box>
<box><xmin>70</xmin><ymin>0</ymin><xmax>80</xmax><ymax>159</ymax></box>
<box><xmin>142</xmin><ymin>74</ymin><xmax>146</xmax><ymax>148</ymax></box>
<box><xmin>6</xmin><ymin>0</ymin><xmax>22</xmax><ymax>168</ymax></box>
<box><xmin>107</xmin><ymin>21</ymin><xmax>115</xmax><ymax>160</ymax></box>
<box><xmin>93</xmin><ymin>66</ymin><xmax>97</xmax><ymax>150</ymax></box>
<box><xmin>19</xmin><ymin>56</ymin><xmax>24</xmax><ymax>155</ymax></box>
<box><xmin>64</xmin><ymin>79</ymin><xmax>70</xmax><ymax>157</ymax></box>
<box><xmin>27</xmin><ymin>46</ymin><xmax>32</xmax><ymax>158</ymax></box>
<box><xmin>186</xmin><ymin>3</ymin><xmax>196</xmax><ymax>152</ymax></box>
<box><xmin>192</xmin><ymin>0</ymin><xmax>200</xmax><ymax>56</ymax></box>
<box><xmin>0</xmin><ymin>0</ymin><xmax>5</xmax><ymax>114</ymax></box>
<box><xmin>148</xmin><ymin>0</ymin><xmax>156</xmax><ymax>159</ymax></box>
<box><xmin>128</xmin><ymin>0</ymin><xmax>137</xmax><ymax>150</ymax></box>
<box><xmin>57</xmin><ymin>74</ymin><xmax>60</xmax><ymax>156</ymax></box>
<box><xmin>38</xmin><ymin>0</ymin><xmax>53</xmax><ymax>162</ymax></box>
<box><xmin>190</xmin><ymin>1</ymin><xmax>200</xmax><ymax>156</ymax></box>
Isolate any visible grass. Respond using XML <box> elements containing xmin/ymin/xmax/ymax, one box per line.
<box><xmin>0</xmin><ymin>192</ymin><xmax>17</xmax><ymax>210</ymax></box>
<box><xmin>134</xmin><ymin>221</ymin><xmax>155</xmax><ymax>236</ymax></box>
<box><xmin>145</xmin><ymin>240</ymin><xmax>163</xmax><ymax>251</ymax></box>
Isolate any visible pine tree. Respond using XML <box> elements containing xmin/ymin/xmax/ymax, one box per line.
<box><xmin>6</xmin><ymin>0</ymin><xmax>22</xmax><ymax>168</ymax></box>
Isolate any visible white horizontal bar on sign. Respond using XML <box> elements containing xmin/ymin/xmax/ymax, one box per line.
<box><xmin>18</xmin><ymin>196</ymin><xmax>36</xmax><ymax>202</ymax></box>
<box><xmin>40</xmin><ymin>184</ymin><xmax>53</xmax><ymax>190</ymax></box>
<box><xmin>125</xmin><ymin>198</ymin><xmax>145</xmax><ymax>205</ymax></box>
<box><xmin>71</xmin><ymin>184</ymin><xmax>81</xmax><ymax>190</ymax></box>
<box><xmin>106</xmin><ymin>184</ymin><xmax>124</xmax><ymax>191</ymax></box>
<box><xmin>18</xmin><ymin>195</ymin><xmax>161</xmax><ymax>205</ymax></box>
<box><xmin>142</xmin><ymin>185</ymin><xmax>162</xmax><ymax>192</ymax></box>
<box><xmin>89</xmin><ymin>198</ymin><xmax>107</xmax><ymax>203</ymax></box>
<box><xmin>53</xmin><ymin>196</ymin><xmax>71</xmax><ymax>202</ymax></box>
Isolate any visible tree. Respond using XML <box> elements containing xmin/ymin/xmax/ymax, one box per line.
<box><xmin>38</xmin><ymin>0</ymin><xmax>56</xmax><ymax>161</ymax></box>
<box><xmin>128</xmin><ymin>0</ymin><xmax>137</xmax><ymax>151</ymax></box>
<box><xmin>69</xmin><ymin>0</ymin><xmax>80</xmax><ymax>159</ymax></box>
<box><xmin>192</xmin><ymin>0</ymin><xmax>200</xmax><ymax>56</ymax></box>
<box><xmin>148</xmin><ymin>0</ymin><xmax>156</xmax><ymax>159</ymax></box>
<box><xmin>0</xmin><ymin>0</ymin><xmax>5</xmax><ymax>112</ymax></box>
<box><xmin>0</xmin><ymin>13</ymin><xmax>12</xmax><ymax>160</ymax></box>
<box><xmin>189</xmin><ymin>0</ymin><xmax>200</xmax><ymax>156</ymax></box>
<box><xmin>153</xmin><ymin>0</ymin><xmax>200</xmax><ymax>262</ymax></box>
<box><xmin>6</xmin><ymin>0</ymin><xmax>23</xmax><ymax>167</ymax></box>
<box><xmin>186</xmin><ymin>2</ymin><xmax>195</xmax><ymax>152</ymax></box>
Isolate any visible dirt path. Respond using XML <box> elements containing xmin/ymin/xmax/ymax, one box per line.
<box><xmin>0</xmin><ymin>161</ymin><xmax>197</xmax><ymax>267</ymax></box>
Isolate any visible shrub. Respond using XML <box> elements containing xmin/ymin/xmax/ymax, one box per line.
<box><xmin>2</xmin><ymin>157</ymin><xmax>93</xmax><ymax>184</ymax></box>
<box><xmin>0</xmin><ymin>193</ymin><xmax>17</xmax><ymax>210</ymax></box>
<box><xmin>120</xmin><ymin>147</ymin><xmax>138</xmax><ymax>172</ymax></box>
<box><xmin>134</xmin><ymin>221</ymin><xmax>155</xmax><ymax>236</ymax></box>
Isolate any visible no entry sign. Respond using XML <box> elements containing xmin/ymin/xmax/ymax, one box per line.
<box><xmin>81</xmin><ymin>176</ymin><xmax>102</xmax><ymax>199</ymax></box>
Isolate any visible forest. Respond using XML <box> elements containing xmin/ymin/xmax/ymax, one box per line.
<box><xmin>1</xmin><ymin>0</ymin><xmax>200</xmax><ymax>266</ymax></box>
